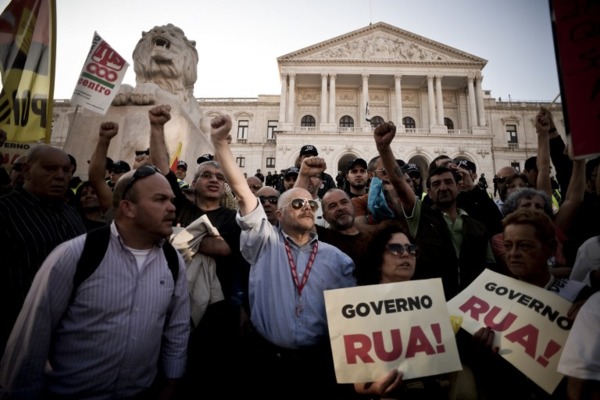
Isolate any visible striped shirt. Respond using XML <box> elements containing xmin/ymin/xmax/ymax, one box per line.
<box><xmin>0</xmin><ymin>188</ymin><xmax>86</xmax><ymax>354</ymax></box>
<box><xmin>0</xmin><ymin>223</ymin><xmax>190</xmax><ymax>399</ymax></box>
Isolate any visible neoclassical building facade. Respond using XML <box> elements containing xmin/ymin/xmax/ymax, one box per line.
<box><xmin>51</xmin><ymin>22</ymin><xmax>563</xmax><ymax>184</ymax></box>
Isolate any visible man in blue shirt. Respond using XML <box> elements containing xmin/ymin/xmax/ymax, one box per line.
<box><xmin>210</xmin><ymin>112</ymin><xmax>356</xmax><ymax>398</ymax></box>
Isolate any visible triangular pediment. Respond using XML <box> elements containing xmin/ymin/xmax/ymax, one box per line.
<box><xmin>278</xmin><ymin>22</ymin><xmax>487</xmax><ymax>66</ymax></box>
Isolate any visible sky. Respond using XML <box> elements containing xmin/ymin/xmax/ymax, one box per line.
<box><xmin>1</xmin><ymin>0</ymin><xmax>561</xmax><ymax>102</ymax></box>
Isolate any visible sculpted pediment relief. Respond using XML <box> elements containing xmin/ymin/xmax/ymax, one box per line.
<box><xmin>279</xmin><ymin>22</ymin><xmax>486</xmax><ymax>65</ymax></box>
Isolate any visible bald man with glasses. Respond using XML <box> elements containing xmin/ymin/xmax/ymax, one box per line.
<box><xmin>210</xmin><ymin>112</ymin><xmax>356</xmax><ymax>398</ymax></box>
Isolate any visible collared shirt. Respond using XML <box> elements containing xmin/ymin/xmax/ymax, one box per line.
<box><xmin>0</xmin><ymin>187</ymin><xmax>87</xmax><ymax>353</ymax></box>
<box><xmin>236</xmin><ymin>201</ymin><xmax>356</xmax><ymax>349</ymax></box>
<box><xmin>0</xmin><ymin>223</ymin><xmax>190</xmax><ymax>399</ymax></box>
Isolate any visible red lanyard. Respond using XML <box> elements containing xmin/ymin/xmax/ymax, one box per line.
<box><xmin>284</xmin><ymin>240</ymin><xmax>318</xmax><ymax>297</ymax></box>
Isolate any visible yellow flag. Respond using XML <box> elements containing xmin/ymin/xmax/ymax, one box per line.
<box><xmin>0</xmin><ymin>0</ymin><xmax>56</xmax><ymax>143</ymax></box>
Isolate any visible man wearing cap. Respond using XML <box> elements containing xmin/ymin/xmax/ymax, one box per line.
<box><xmin>278</xmin><ymin>166</ymin><xmax>299</xmax><ymax>193</ymax></box>
<box><xmin>402</xmin><ymin>163</ymin><xmax>424</xmax><ymax>199</ymax></box>
<box><xmin>295</xmin><ymin>145</ymin><xmax>336</xmax><ymax>198</ymax></box>
<box><xmin>345</xmin><ymin>158</ymin><xmax>368</xmax><ymax>198</ymax></box>
<box><xmin>108</xmin><ymin>160</ymin><xmax>131</xmax><ymax>189</ymax></box>
<box><xmin>175</xmin><ymin>160</ymin><xmax>190</xmax><ymax>189</ymax></box>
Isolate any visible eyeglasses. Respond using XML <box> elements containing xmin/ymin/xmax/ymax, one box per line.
<box><xmin>199</xmin><ymin>171</ymin><xmax>225</xmax><ymax>181</ymax></box>
<box><xmin>385</xmin><ymin>243</ymin><xmax>419</xmax><ymax>258</ymax></box>
<box><xmin>11</xmin><ymin>163</ymin><xmax>23</xmax><ymax>172</ymax></box>
<box><xmin>281</xmin><ymin>198</ymin><xmax>319</xmax><ymax>211</ymax></box>
<box><xmin>259</xmin><ymin>195</ymin><xmax>279</xmax><ymax>205</ymax></box>
<box><xmin>373</xmin><ymin>168</ymin><xmax>387</xmax><ymax>174</ymax></box>
<box><xmin>121</xmin><ymin>165</ymin><xmax>161</xmax><ymax>199</ymax></box>
<box><xmin>249</xmin><ymin>184</ymin><xmax>263</xmax><ymax>190</ymax></box>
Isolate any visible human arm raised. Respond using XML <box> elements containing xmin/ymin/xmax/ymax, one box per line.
<box><xmin>535</xmin><ymin>107</ymin><xmax>553</xmax><ymax>196</ymax></box>
<box><xmin>210</xmin><ymin>114</ymin><xmax>257</xmax><ymax>216</ymax></box>
<box><xmin>148</xmin><ymin>104</ymin><xmax>172</xmax><ymax>175</ymax></box>
<box><xmin>373</xmin><ymin>121</ymin><xmax>416</xmax><ymax>213</ymax></box>
<box><xmin>295</xmin><ymin>156</ymin><xmax>326</xmax><ymax>191</ymax></box>
<box><xmin>88</xmin><ymin>122</ymin><xmax>118</xmax><ymax>212</ymax></box>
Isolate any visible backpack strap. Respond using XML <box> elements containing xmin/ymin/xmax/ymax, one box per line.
<box><xmin>71</xmin><ymin>225</ymin><xmax>111</xmax><ymax>303</ymax></box>
<box><xmin>162</xmin><ymin>240</ymin><xmax>179</xmax><ymax>286</ymax></box>
<box><xmin>71</xmin><ymin>225</ymin><xmax>179</xmax><ymax>303</ymax></box>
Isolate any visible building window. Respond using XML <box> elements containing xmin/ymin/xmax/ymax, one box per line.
<box><xmin>237</xmin><ymin>120</ymin><xmax>249</xmax><ymax>140</ymax></box>
<box><xmin>444</xmin><ymin>118</ymin><xmax>454</xmax><ymax>130</ymax></box>
<box><xmin>402</xmin><ymin>117</ymin><xmax>416</xmax><ymax>129</ymax></box>
<box><xmin>236</xmin><ymin>157</ymin><xmax>245</xmax><ymax>168</ymax></box>
<box><xmin>506</xmin><ymin>124</ymin><xmax>518</xmax><ymax>144</ymax></box>
<box><xmin>511</xmin><ymin>161</ymin><xmax>521</xmax><ymax>172</ymax></box>
<box><xmin>301</xmin><ymin>115</ymin><xmax>316</xmax><ymax>127</ymax></box>
<box><xmin>267</xmin><ymin>120</ymin><xmax>277</xmax><ymax>140</ymax></box>
<box><xmin>369</xmin><ymin>116</ymin><xmax>384</xmax><ymax>129</ymax></box>
<box><xmin>266</xmin><ymin>157</ymin><xmax>275</xmax><ymax>168</ymax></box>
<box><xmin>339</xmin><ymin>115</ymin><xmax>354</xmax><ymax>127</ymax></box>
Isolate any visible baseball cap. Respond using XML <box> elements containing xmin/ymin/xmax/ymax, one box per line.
<box><xmin>177</xmin><ymin>160</ymin><xmax>188</xmax><ymax>170</ymax></box>
<box><xmin>110</xmin><ymin>160</ymin><xmax>131</xmax><ymax>174</ymax></box>
<box><xmin>455</xmin><ymin>159</ymin><xmax>476</xmax><ymax>174</ymax></box>
<box><xmin>346</xmin><ymin>158</ymin><xmax>367</xmax><ymax>173</ymax></box>
<box><xmin>284</xmin><ymin>167</ymin><xmax>299</xmax><ymax>178</ymax></box>
<box><xmin>401</xmin><ymin>163</ymin><xmax>421</xmax><ymax>176</ymax></box>
<box><xmin>300</xmin><ymin>145</ymin><xmax>318</xmax><ymax>157</ymax></box>
<box><xmin>197</xmin><ymin>154</ymin><xmax>214</xmax><ymax>164</ymax></box>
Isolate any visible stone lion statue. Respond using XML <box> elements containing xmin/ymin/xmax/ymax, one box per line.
<box><xmin>109</xmin><ymin>24</ymin><xmax>212</xmax><ymax>165</ymax></box>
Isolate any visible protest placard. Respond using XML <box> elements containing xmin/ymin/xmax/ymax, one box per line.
<box><xmin>325</xmin><ymin>278</ymin><xmax>461</xmax><ymax>384</ymax></box>
<box><xmin>447</xmin><ymin>269</ymin><xmax>571</xmax><ymax>394</ymax></box>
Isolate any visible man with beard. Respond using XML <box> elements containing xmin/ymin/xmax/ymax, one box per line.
<box><xmin>373</xmin><ymin>121</ymin><xmax>495</xmax><ymax>300</ymax></box>
<box><xmin>344</xmin><ymin>158</ymin><xmax>368</xmax><ymax>198</ymax></box>
<box><xmin>316</xmin><ymin>188</ymin><xmax>376</xmax><ymax>278</ymax></box>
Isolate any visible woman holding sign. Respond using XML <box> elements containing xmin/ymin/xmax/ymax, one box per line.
<box><xmin>354</xmin><ymin>223</ymin><xmax>457</xmax><ymax>399</ymax></box>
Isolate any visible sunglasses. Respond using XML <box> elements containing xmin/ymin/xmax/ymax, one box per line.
<box><xmin>282</xmin><ymin>198</ymin><xmax>319</xmax><ymax>212</ymax></box>
<box><xmin>259</xmin><ymin>195</ymin><xmax>279</xmax><ymax>205</ymax></box>
<box><xmin>135</xmin><ymin>150</ymin><xmax>150</xmax><ymax>156</ymax></box>
<box><xmin>199</xmin><ymin>171</ymin><xmax>225</xmax><ymax>181</ymax></box>
<box><xmin>385</xmin><ymin>243</ymin><xmax>419</xmax><ymax>258</ymax></box>
<box><xmin>249</xmin><ymin>184</ymin><xmax>263</xmax><ymax>190</ymax></box>
<box><xmin>122</xmin><ymin>165</ymin><xmax>161</xmax><ymax>199</ymax></box>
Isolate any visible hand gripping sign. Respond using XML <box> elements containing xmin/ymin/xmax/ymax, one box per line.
<box><xmin>325</xmin><ymin>278</ymin><xmax>461</xmax><ymax>384</ymax></box>
<box><xmin>447</xmin><ymin>269</ymin><xmax>572</xmax><ymax>394</ymax></box>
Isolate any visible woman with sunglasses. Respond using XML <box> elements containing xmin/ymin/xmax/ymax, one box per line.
<box><xmin>354</xmin><ymin>223</ymin><xmax>456</xmax><ymax>398</ymax></box>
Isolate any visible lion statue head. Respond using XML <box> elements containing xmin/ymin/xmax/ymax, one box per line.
<box><xmin>132</xmin><ymin>24</ymin><xmax>198</xmax><ymax>102</ymax></box>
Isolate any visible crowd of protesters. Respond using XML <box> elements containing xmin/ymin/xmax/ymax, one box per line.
<box><xmin>0</xmin><ymin>104</ymin><xmax>598</xmax><ymax>399</ymax></box>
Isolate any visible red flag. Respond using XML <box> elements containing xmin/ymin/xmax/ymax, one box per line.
<box><xmin>0</xmin><ymin>0</ymin><xmax>56</xmax><ymax>143</ymax></box>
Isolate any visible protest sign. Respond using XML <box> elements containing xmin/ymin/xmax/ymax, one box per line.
<box><xmin>325</xmin><ymin>278</ymin><xmax>461</xmax><ymax>384</ymax></box>
<box><xmin>447</xmin><ymin>269</ymin><xmax>571</xmax><ymax>394</ymax></box>
<box><xmin>71</xmin><ymin>32</ymin><xmax>128</xmax><ymax>114</ymax></box>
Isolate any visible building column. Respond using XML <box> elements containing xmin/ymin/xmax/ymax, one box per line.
<box><xmin>320</xmin><ymin>73</ymin><xmax>328</xmax><ymax>125</ymax></box>
<box><xmin>328</xmin><ymin>74</ymin><xmax>336</xmax><ymax>124</ymax></box>
<box><xmin>279</xmin><ymin>73</ymin><xmax>287</xmax><ymax>124</ymax></box>
<box><xmin>394</xmin><ymin>74</ymin><xmax>402</xmax><ymax>125</ymax></box>
<box><xmin>362</xmin><ymin>74</ymin><xmax>369</xmax><ymax>124</ymax></box>
<box><xmin>467</xmin><ymin>75</ymin><xmax>477</xmax><ymax>128</ymax></box>
<box><xmin>427</xmin><ymin>75</ymin><xmax>436</xmax><ymax>127</ymax></box>
<box><xmin>435</xmin><ymin>75</ymin><xmax>444</xmax><ymax>126</ymax></box>
<box><xmin>475</xmin><ymin>74</ymin><xmax>486</xmax><ymax>126</ymax></box>
<box><xmin>286</xmin><ymin>73</ymin><xmax>296</xmax><ymax>125</ymax></box>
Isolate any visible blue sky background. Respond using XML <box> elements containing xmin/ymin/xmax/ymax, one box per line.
<box><xmin>1</xmin><ymin>0</ymin><xmax>561</xmax><ymax>102</ymax></box>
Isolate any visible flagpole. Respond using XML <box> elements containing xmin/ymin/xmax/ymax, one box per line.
<box><xmin>62</xmin><ymin>105</ymin><xmax>80</xmax><ymax>149</ymax></box>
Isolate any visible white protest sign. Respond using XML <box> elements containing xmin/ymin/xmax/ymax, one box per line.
<box><xmin>447</xmin><ymin>269</ymin><xmax>571</xmax><ymax>394</ymax></box>
<box><xmin>71</xmin><ymin>32</ymin><xmax>129</xmax><ymax>114</ymax></box>
<box><xmin>325</xmin><ymin>278</ymin><xmax>461</xmax><ymax>384</ymax></box>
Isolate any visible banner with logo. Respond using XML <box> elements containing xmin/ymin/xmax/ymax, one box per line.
<box><xmin>0</xmin><ymin>0</ymin><xmax>56</xmax><ymax>144</ymax></box>
<box><xmin>71</xmin><ymin>32</ymin><xmax>128</xmax><ymax>114</ymax></box>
